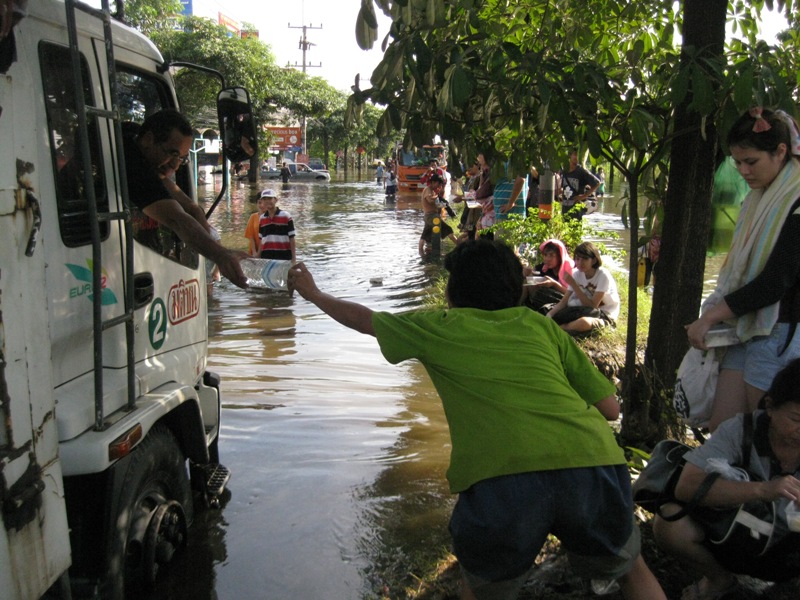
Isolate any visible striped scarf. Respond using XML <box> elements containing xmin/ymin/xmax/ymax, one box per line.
<box><xmin>711</xmin><ymin>159</ymin><xmax>800</xmax><ymax>341</ymax></box>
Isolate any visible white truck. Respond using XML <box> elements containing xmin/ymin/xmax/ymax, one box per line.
<box><xmin>0</xmin><ymin>1</ymin><xmax>254</xmax><ymax>598</ymax></box>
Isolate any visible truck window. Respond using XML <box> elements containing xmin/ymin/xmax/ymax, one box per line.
<box><xmin>111</xmin><ymin>68</ymin><xmax>199</xmax><ymax>269</ymax></box>
<box><xmin>40</xmin><ymin>42</ymin><xmax>109</xmax><ymax>247</ymax></box>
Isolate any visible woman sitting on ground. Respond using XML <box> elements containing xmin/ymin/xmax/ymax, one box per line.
<box><xmin>524</xmin><ymin>239</ymin><xmax>574</xmax><ymax>314</ymax></box>
<box><xmin>653</xmin><ymin>358</ymin><xmax>800</xmax><ymax>600</ymax></box>
<box><xmin>547</xmin><ymin>241</ymin><xmax>620</xmax><ymax>333</ymax></box>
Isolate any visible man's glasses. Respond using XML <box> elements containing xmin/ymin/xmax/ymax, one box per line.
<box><xmin>161</xmin><ymin>143</ymin><xmax>190</xmax><ymax>166</ymax></box>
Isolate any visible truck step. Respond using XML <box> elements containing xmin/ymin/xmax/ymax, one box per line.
<box><xmin>203</xmin><ymin>463</ymin><xmax>230</xmax><ymax>497</ymax></box>
<box><xmin>192</xmin><ymin>462</ymin><xmax>231</xmax><ymax>509</ymax></box>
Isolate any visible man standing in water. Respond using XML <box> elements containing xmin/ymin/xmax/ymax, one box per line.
<box><xmin>124</xmin><ymin>108</ymin><xmax>247</xmax><ymax>288</ymax></box>
<box><xmin>288</xmin><ymin>239</ymin><xmax>666</xmax><ymax>600</ymax></box>
<box><xmin>560</xmin><ymin>149</ymin><xmax>600</xmax><ymax>221</ymax></box>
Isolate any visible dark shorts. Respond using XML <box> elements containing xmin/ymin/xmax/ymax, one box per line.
<box><xmin>552</xmin><ymin>305</ymin><xmax>615</xmax><ymax>328</ymax></box>
<box><xmin>421</xmin><ymin>212</ymin><xmax>454</xmax><ymax>242</ymax></box>
<box><xmin>450</xmin><ymin>466</ymin><xmax>640</xmax><ymax>587</ymax></box>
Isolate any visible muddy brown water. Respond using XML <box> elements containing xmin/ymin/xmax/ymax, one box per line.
<box><xmin>150</xmin><ymin>173</ymin><xmax>721</xmax><ymax>599</ymax></box>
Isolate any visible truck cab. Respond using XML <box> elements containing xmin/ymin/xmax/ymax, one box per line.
<box><xmin>0</xmin><ymin>2</ymin><xmax>249</xmax><ymax>598</ymax></box>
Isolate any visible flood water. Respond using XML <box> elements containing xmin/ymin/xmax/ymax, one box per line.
<box><xmin>157</xmin><ymin>173</ymin><xmax>718</xmax><ymax>600</ymax></box>
<box><xmin>160</xmin><ymin>172</ymin><xmax>456</xmax><ymax>600</ymax></box>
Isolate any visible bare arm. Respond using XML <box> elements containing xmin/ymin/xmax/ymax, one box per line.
<box><xmin>499</xmin><ymin>176</ymin><xmax>526</xmax><ymax>214</ymax></box>
<box><xmin>143</xmin><ymin>199</ymin><xmax>248</xmax><ymax>288</ymax></box>
<box><xmin>547</xmin><ymin>290</ymin><xmax>572</xmax><ymax>318</ymax></box>
<box><xmin>675</xmin><ymin>462</ymin><xmax>800</xmax><ymax>506</ymax></box>
<box><xmin>686</xmin><ymin>298</ymin><xmax>735</xmax><ymax>350</ymax></box>
<box><xmin>162</xmin><ymin>176</ymin><xmax>212</xmax><ymax>233</ymax></box>
<box><xmin>563</xmin><ymin>272</ymin><xmax>603</xmax><ymax>308</ymax></box>
<box><xmin>594</xmin><ymin>395</ymin><xmax>620</xmax><ymax>420</ymax></box>
<box><xmin>288</xmin><ymin>262</ymin><xmax>375</xmax><ymax>335</ymax></box>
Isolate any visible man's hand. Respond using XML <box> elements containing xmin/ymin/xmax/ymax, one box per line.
<box><xmin>215</xmin><ymin>249</ymin><xmax>249</xmax><ymax>289</ymax></box>
<box><xmin>287</xmin><ymin>261</ymin><xmax>319</xmax><ymax>301</ymax></box>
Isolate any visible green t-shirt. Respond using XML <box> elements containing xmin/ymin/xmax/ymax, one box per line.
<box><xmin>372</xmin><ymin>306</ymin><xmax>624</xmax><ymax>493</ymax></box>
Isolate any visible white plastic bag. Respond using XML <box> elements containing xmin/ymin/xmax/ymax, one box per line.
<box><xmin>673</xmin><ymin>347</ymin><xmax>719</xmax><ymax>428</ymax></box>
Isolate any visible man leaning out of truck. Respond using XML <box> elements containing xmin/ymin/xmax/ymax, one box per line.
<box><xmin>125</xmin><ymin>108</ymin><xmax>247</xmax><ymax>288</ymax></box>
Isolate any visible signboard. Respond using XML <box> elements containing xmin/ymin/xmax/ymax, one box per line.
<box><xmin>218</xmin><ymin>12</ymin><xmax>240</xmax><ymax>35</ymax></box>
<box><xmin>267</xmin><ymin>126</ymin><xmax>302</xmax><ymax>150</ymax></box>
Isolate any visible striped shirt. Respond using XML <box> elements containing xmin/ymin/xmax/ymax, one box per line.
<box><xmin>259</xmin><ymin>208</ymin><xmax>295</xmax><ymax>260</ymax></box>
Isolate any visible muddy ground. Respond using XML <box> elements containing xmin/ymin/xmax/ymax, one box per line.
<box><xmin>406</xmin><ymin>519</ymin><xmax>800</xmax><ymax>600</ymax></box>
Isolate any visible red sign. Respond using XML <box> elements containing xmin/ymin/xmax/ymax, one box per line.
<box><xmin>357</xmin><ymin>146</ymin><xmax>366</xmax><ymax>154</ymax></box>
<box><xmin>267</xmin><ymin>126</ymin><xmax>302</xmax><ymax>150</ymax></box>
<box><xmin>218</xmin><ymin>12</ymin><xmax>240</xmax><ymax>35</ymax></box>
<box><xmin>168</xmin><ymin>279</ymin><xmax>200</xmax><ymax>325</ymax></box>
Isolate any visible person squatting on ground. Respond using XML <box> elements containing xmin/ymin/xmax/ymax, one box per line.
<box><xmin>547</xmin><ymin>241</ymin><xmax>620</xmax><ymax>334</ymax></box>
<box><xmin>653</xmin><ymin>358</ymin><xmax>800</xmax><ymax>600</ymax></box>
<box><xmin>686</xmin><ymin>107</ymin><xmax>800</xmax><ymax>431</ymax></box>
<box><xmin>287</xmin><ymin>239</ymin><xmax>666</xmax><ymax>600</ymax></box>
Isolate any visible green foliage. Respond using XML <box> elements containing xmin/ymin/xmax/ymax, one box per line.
<box><xmin>122</xmin><ymin>0</ymin><xmax>183</xmax><ymax>36</ymax></box>
<box><xmin>133</xmin><ymin>5</ymin><xmax>391</xmax><ymax>164</ymax></box>
<box><xmin>484</xmin><ymin>204</ymin><xmax>622</xmax><ymax>267</ymax></box>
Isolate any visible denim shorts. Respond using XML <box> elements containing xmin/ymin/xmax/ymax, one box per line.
<box><xmin>720</xmin><ymin>323</ymin><xmax>800</xmax><ymax>391</ymax></box>
<box><xmin>450</xmin><ymin>466</ymin><xmax>640</xmax><ymax>598</ymax></box>
<box><xmin>746</xmin><ymin>323</ymin><xmax>800</xmax><ymax>390</ymax></box>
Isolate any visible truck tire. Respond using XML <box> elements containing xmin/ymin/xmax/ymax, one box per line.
<box><xmin>105</xmin><ymin>424</ymin><xmax>192</xmax><ymax>600</ymax></box>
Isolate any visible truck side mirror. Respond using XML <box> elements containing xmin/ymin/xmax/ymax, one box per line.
<box><xmin>217</xmin><ymin>86</ymin><xmax>258</xmax><ymax>164</ymax></box>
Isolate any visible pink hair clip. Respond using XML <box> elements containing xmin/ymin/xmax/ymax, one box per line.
<box><xmin>750</xmin><ymin>107</ymin><xmax>771</xmax><ymax>133</ymax></box>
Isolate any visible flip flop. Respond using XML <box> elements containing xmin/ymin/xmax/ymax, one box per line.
<box><xmin>680</xmin><ymin>579</ymin><xmax>737</xmax><ymax>600</ymax></box>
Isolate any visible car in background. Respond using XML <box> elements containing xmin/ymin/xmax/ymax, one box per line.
<box><xmin>308</xmin><ymin>157</ymin><xmax>327</xmax><ymax>170</ymax></box>
<box><xmin>261</xmin><ymin>161</ymin><xmax>331</xmax><ymax>182</ymax></box>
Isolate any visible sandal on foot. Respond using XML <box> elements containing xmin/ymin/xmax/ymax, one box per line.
<box><xmin>681</xmin><ymin>580</ymin><xmax>737</xmax><ymax>600</ymax></box>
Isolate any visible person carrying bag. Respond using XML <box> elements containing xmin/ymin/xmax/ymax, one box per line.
<box><xmin>649</xmin><ymin>358</ymin><xmax>800</xmax><ymax>600</ymax></box>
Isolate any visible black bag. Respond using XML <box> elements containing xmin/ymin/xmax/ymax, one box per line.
<box><xmin>694</xmin><ymin>413</ymin><xmax>777</xmax><ymax>557</ymax></box>
<box><xmin>635</xmin><ymin>414</ymin><xmax>779</xmax><ymax>557</ymax></box>
<box><xmin>631</xmin><ymin>440</ymin><xmax>692</xmax><ymax>516</ymax></box>
<box><xmin>696</xmin><ymin>500</ymin><xmax>776</xmax><ymax>557</ymax></box>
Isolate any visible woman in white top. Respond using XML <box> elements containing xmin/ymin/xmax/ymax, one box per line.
<box><xmin>547</xmin><ymin>241</ymin><xmax>620</xmax><ymax>333</ymax></box>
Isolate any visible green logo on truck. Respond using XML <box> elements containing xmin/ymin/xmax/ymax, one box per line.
<box><xmin>65</xmin><ymin>261</ymin><xmax>118</xmax><ymax>306</ymax></box>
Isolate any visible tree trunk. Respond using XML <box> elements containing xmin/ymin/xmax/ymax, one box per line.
<box><xmin>643</xmin><ymin>0</ymin><xmax>727</xmax><ymax>439</ymax></box>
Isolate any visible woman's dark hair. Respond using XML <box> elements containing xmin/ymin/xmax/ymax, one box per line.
<box><xmin>541</xmin><ymin>242</ymin><xmax>563</xmax><ymax>271</ymax></box>
<box><xmin>574</xmin><ymin>241</ymin><xmax>602</xmax><ymax>269</ymax></box>
<box><xmin>727</xmin><ymin>108</ymin><xmax>791</xmax><ymax>160</ymax></box>
<box><xmin>765</xmin><ymin>358</ymin><xmax>800</xmax><ymax>409</ymax></box>
<box><xmin>444</xmin><ymin>239</ymin><xmax>523</xmax><ymax>310</ymax></box>
<box><xmin>541</xmin><ymin>241</ymin><xmax>561</xmax><ymax>257</ymax></box>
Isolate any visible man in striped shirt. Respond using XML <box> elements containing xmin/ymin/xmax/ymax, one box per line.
<box><xmin>257</xmin><ymin>189</ymin><xmax>296</xmax><ymax>262</ymax></box>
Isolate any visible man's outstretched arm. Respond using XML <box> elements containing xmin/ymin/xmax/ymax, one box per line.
<box><xmin>288</xmin><ymin>262</ymin><xmax>375</xmax><ymax>336</ymax></box>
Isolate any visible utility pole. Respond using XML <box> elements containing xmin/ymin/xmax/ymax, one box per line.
<box><xmin>287</xmin><ymin>22</ymin><xmax>322</xmax><ymax>155</ymax></box>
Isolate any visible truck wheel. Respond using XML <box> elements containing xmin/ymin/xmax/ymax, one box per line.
<box><xmin>107</xmin><ymin>424</ymin><xmax>192</xmax><ymax>599</ymax></box>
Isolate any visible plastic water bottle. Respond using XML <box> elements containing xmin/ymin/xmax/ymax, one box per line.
<box><xmin>241</xmin><ymin>258</ymin><xmax>291</xmax><ymax>290</ymax></box>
